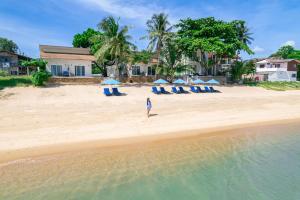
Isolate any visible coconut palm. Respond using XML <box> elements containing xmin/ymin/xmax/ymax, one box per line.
<box><xmin>231</xmin><ymin>20</ymin><xmax>254</xmax><ymax>57</ymax></box>
<box><xmin>92</xmin><ymin>16</ymin><xmax>135</xmax><ymax>69</ymax></box>
<box><xmin>156</xmin><ymin>34</ymin><xmax>194</xmax><ymax>81</ymax></box>
<box><xmin>142</xmin><ymin>13</ymin><xmax>172</xmax><ymax>65</ymax></box>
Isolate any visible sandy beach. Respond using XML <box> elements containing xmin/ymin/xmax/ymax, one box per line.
<box><xmin>1</xmin><ymin>84</ymin><xmax>300</xmax><ymax>156</ymax></box>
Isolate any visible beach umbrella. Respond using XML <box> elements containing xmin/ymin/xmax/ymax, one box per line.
<box><xmin>102</xmin><ymin>79</ymin><xmax>121</xmax><ymax>85</ymax></box>
<box><xmin>153</xmin><ymin>79</ymin><xmax>168</xmax><ymax>84</ymax></box>
<box><xmin>192</xmin><ymin>79</ymin><xmax>205</xmax><ymax>84</ymax></box>
<box><xmin>173</xmin><ymin>79</ymin><xmax>187</xmax><ymax>84</ymax></box>
<box><xmin>206</xmin><ymin>79</ymin><xmax>220</xmax><ymax>85</ymax></box>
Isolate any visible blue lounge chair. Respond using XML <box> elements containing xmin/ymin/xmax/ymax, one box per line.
<box><xmin>179</xmin><ymin>86</ymin><xmax>188</xmax><ymax>93</ymax></box>
<box><xmin>160</xmin><ymin>87</ymin><xmax>169</xmax><ymax>94</ymax></box>
<box><xmin>209</xmin><ymin>86</ymin><xmax>217</xmax><ymax>92</ymax></box>
<box><xmin>172</xmin><ymin>87</ymin><xmax>180</xmax><ymax>94</ymax></box>
<box><xmin>204</xmin><ymin>86</ymin><xmax>212</xmax><ymax>93</ymax></box>
<box><xmin>152</xmin><ymin>87</ymin><xmax>161</xmax><ymax>94</ymax></box>
<box><xmin>196</xmin><ymin>86</ymin><xmax>205</xmax><ymax>93</ymax></box>
<box><xmin>112</xmin><ymin>88</ymin><xmax>122</xmax><ymax>96</ymax></box>
<box><xmin>190</xmin><ymin>86</ymin><xmax>199</xmax><ymax>93</ymax></box>
<box><xmin>103</xmin><ymin>88</ymin><xmax>113</xmax><ymax>96</ymax></box>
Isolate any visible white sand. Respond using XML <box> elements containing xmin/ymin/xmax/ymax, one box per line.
<box><xmin>1</xmin><ymin>84</ymin><xmax>300</xmax><ymax>151</ymax></box>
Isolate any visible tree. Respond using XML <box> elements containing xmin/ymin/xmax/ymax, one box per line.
<box><xmin>230</xmin><ymin>61</ymin><xmax>245</xmax><ymax>82</ymax></box>
<box><xmin>231</xmin><ymin>20</ymin><xmax>254</xmax><ymax>55</ymax></box>
<box><xmin>156</xmin><ymin>33</ymin><xmax>194</xmax><ymax>81</ymax></box>
<box><xmin>21</xmin><ymin>59</ymin><xmax>50</xmax><ymax>86</ymax></box>
<box><xmin>92</xmin><ymin>16</ymin><xmax>135</xmax><ymax>76</ymax></box>
<box><xmin>271</xmin><ymin>45</ymin><xmax>295</xmax><ymax>59</ymax></box>
<box><xmin>0</xmin><ymin>37</ymin><xmax>19</xmax><ymax>53</ymax></box>
<box><xmin>176</xmin><ymin>17</ymin><xmax>254</xmax><ymax>75</ymax></box>
<box><xmin>131</xmin><ymin>50</ymin><xmax>152</xmax><ymax>64</ymax></box>
<box><xmin>230</xmin><ymin>60</ymin><xmax>256</xmax><ymax>82</ymax></box>
<box><xmin>72</xmin><ymin>28</ymin><xmax>103</xmax><ymax>54</ymax></box>
<box><xmin>243</xmin><ymin>60</ymin><xmax>256</xmax><ymax>76</ymax></box>
<box><xmin>143</xmin><ymin>13</ymin><xmax>172</xmax><ymax>65</ymax></box>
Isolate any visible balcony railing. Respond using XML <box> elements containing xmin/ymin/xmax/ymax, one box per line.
<box><xmin>256</xmin><ymin>67</ymin><xmax>287</xmax><ymax>72</ymax></box>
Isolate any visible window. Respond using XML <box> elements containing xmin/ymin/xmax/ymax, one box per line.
<box><xmin>75</xmin><ymin>66</ymin><xmax>85</xmax><ymax>76</ymax></box>
<box><xmin>51</xmin><ymin>65</ymin><xmax>62</xmax><ymax>76</ymax></box>
<box><xmin>147</xmin><ymin>66</ymin><xmax>155</xmax><ymax>76</ymax></box>
<box><xmin>275</xmin><ymin>64</ymin><xmax>280</xmax><ymax>68</ymax></box>
<box><xmin>292</xmin><ymin>73</ymin><xmax>296</xmax><ymax>78</ymax></box>
<box><xmin>259</xmin><ymin>64</ymin><xmax>265</xmax><ymax>68</ymax></box>
<box><xmin>132</xmin><ymin>65</ymin><xmax>141</xmax><ymax>76</ymax></box>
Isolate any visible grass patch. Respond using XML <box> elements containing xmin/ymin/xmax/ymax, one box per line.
<box><xmin>0</xmin><ymin>76</ymin><xmax>33</xmax><ymax>90</ymax></box>
<box><xmin>245</xmin><ymin>81</ymin><xmax>300</xmax><ymax>91</ymax></box>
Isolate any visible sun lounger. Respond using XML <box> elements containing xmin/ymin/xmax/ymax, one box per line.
<box><xmin>209</xmin><ymin>86</ymin><xmax>216</xmax><ymax>92</ymax></box>
<box><xmin>160</xmin><ymin>87</ymin><xmax>169</xmax><ymax>94</ymax></box>
<box><xmin>112</xmin><ymin>88</ymin><xmax>122</xmax><ymax>96</ymax></box>
<box><xmin>103</xmin><ymin>88</ymin><xmax>113</xmax><ymax>96</ymax></box>
<box><xmin>190</xmin><ymin>86</ymin><xmax>199</xmax><ymax>93</ymax></box>
<box><xmin>196</xmin><ymin>86</ymin><xmax>205</xmax><ymax>93</ymax></box>
<box><xmin>204</xmin><ymin>86</ymin><xmax>212</xmax><ymax>93</ymax></box>
<box><xmin>179</xmin><ymin>86</ymin><xmax>188</xmax><ymax>93</ymax></box>
<box><xmin>152</xmin><ymin>86</ymin><xmax>161</xmax><ymax>94</ymax></box>
<box><xmin>172</xmin><ymin>87</ymin><xmax>180</xmax><ymax>94</ymax></box>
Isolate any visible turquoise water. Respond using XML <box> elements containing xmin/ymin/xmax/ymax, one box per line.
<box><xmin>1</xmin><ymin>122</ymin><xmax>300</xmax><ymax>200</ymax></box>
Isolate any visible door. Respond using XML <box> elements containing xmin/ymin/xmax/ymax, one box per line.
<box><xmin>51</xmin><ymin>65</ymin><xmax>62</xmax><ymax>76</ymax></box>
<box><xmin>75</xmin><ymin>66</ymin><xmax>85</xmax><ymax>76</ymax></box>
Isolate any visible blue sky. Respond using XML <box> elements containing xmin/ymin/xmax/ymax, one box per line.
<box><xmin>0</xmin><ymin>0</ymin><xmax>299</xmax><ymax>59</ymax></box>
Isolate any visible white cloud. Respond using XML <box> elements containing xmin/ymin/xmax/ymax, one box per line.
<box><xmin>253</xmin><ymin>46</ymin><xmax>265</xmax><ymax>53</ymax></box>
<box><xmin>282</xmin><ymin>40</ymin><xmax>296</xmax><ymax>47</ymax></box>
<box><xmin>75</xmin><ymin>0</ymin><xmax>170</xmax><ymax>24</ymax></box>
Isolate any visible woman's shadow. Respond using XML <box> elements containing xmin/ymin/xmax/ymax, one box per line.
<box><xmin>149</xmin><ymin>113</ymin><xmax>158</xmax><ymax>118</ymax></box>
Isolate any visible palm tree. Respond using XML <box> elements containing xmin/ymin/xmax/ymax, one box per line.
<box><xmin>239</xmin><ymin>25</ymin><xmax>253</xmax><ymax>46</ymax></box>
<box><xmin>232</xmin><ymin>20</ymin><xmax>254</xmax><ymax>57</ymax></box>
<box><xmin>92</xmin><ymin>16</ymin><xmax>135</xmax><ymax>76</ymax></box>
<box><xmin>156</xmin><ymin>34</ymin><xmax>194</xmax><ymax>81</ymax></box>
<box><xmin>142</xmin><ymin>13</ymin><xmax>172</xmax><ymax>65</ymax></box>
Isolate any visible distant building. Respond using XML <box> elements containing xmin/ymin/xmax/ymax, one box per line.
<box><xmin>106</xmin><ymin>58</ymin><xmax>158</xmax><ymax>78</ymax></box>
<box><xmin>40</xmin><ymin>45</ymin><xmax>95</xmax><ymax>77</ymax></box>
<box><xmin>182</xmin><ymin>52</ymin><xmax>237</xmax><ymax>76</ymax></box>
<box><xmin>0</xmin><ymin>51</ymin><xmax>31</xmax><ymax>75</ymax></box>
<box><xmin>255</xmin><ymin>59</ymin><xmax>299</xmax><ymax>81</ymax></box>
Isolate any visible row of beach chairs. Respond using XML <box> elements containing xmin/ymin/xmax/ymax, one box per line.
<box><xmin>152</xmin><ymin>86</ymin><xmax>217</xmax><ymax>95</ymax></box>
<box><xmin>103</xmin><ymin>88</ymin><xmax>123</xmax><ymax>96</ymax></box>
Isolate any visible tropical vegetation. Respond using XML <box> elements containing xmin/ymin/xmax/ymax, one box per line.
<box><xmin>0</xmin><ymin>37</ymin><xmax>19</xmax><ymax>53</ymax></box>
<box><xmin>69</xmin><ymin>14</ymin><xmax>254</xmax><ymax>79</ymax></box>
<box><xmin>270</xmin><ymin>45</ymin><xmax>299</xmax><ymax>59</ymax></box>
<box><xmin>142</xmin><ymin>13</ymin><xmax>172</xmax><ymax>65</ymax></box>
<box><xmin>0</xmin><ymin>76</ymin><xmax>32</xmax><ymax>90</ymax></box>
<box><xmin>176</xmin><ymin>17</ymin><xmax>253</xmax><ymax>76</ymax></box>
<box><xmin>156</xmin><ymin>33</ymin><xmax>194</xmax><ymax>81</ymax></box>
<box><xmin>21</xmin><ymin>59</ymin><xmax>51</xmax><ymax>86</ymax></box>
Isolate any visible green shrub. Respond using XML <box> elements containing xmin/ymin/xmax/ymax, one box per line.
<box><xmin>0</xmin><ymin>70</ymin><xmax>9</xmax><ymax>77</ymax></box>
<box><xmin>32</xmin><ymin>71</ymin><xmax>51</xmax><ymax>86</ymax></box>
<box><xmin>0</xmin><ymin>76</ymin><xmax>32</xmax><ymax>89</ymax></box>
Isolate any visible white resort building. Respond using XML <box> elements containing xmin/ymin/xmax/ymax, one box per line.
<box><xmin>255</xmin><ymin>59</ymin><xmax>299</xmax><ymax>81</ymax></box>
<box><xmin>40</xmin><ymin>45</ymin><xmax>95</xmax><ymax>77</ymax></box>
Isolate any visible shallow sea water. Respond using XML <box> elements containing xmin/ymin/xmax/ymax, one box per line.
<box><xmin>1</xmin><ymin>122</ymin><xmax>300</xmax><ymax>200</ymax></box>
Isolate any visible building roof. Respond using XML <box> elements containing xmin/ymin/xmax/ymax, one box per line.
<box><xmin>256</xmin><ymin>58</ymin><xmax>300</xmax><ymax>64</ymax></box>
<box><xmin>39</xmin><ymin>45</ymin><xmax>95</xmax><ymax>61</ymax></box>
<box><xmin>0</xmin><ymin>50</ymin><xmax>31</xmax><ymax>60</ymax></box>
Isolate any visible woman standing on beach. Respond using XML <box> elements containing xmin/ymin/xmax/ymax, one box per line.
<box><xmin>146</xmin><ymin>98</ymin><xmax>152</xmax><ymax>118</ymax></box>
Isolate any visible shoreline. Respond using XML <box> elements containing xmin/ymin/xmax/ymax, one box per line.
<box><xmin>2</xmin><ymin>85</ymin><xmax>300</xmax><ymax>163</ymax></box>
<box><xmin>1</xmin><ymin>117</ymin><xmax>299</xmax><ymax>164</ymax></box>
